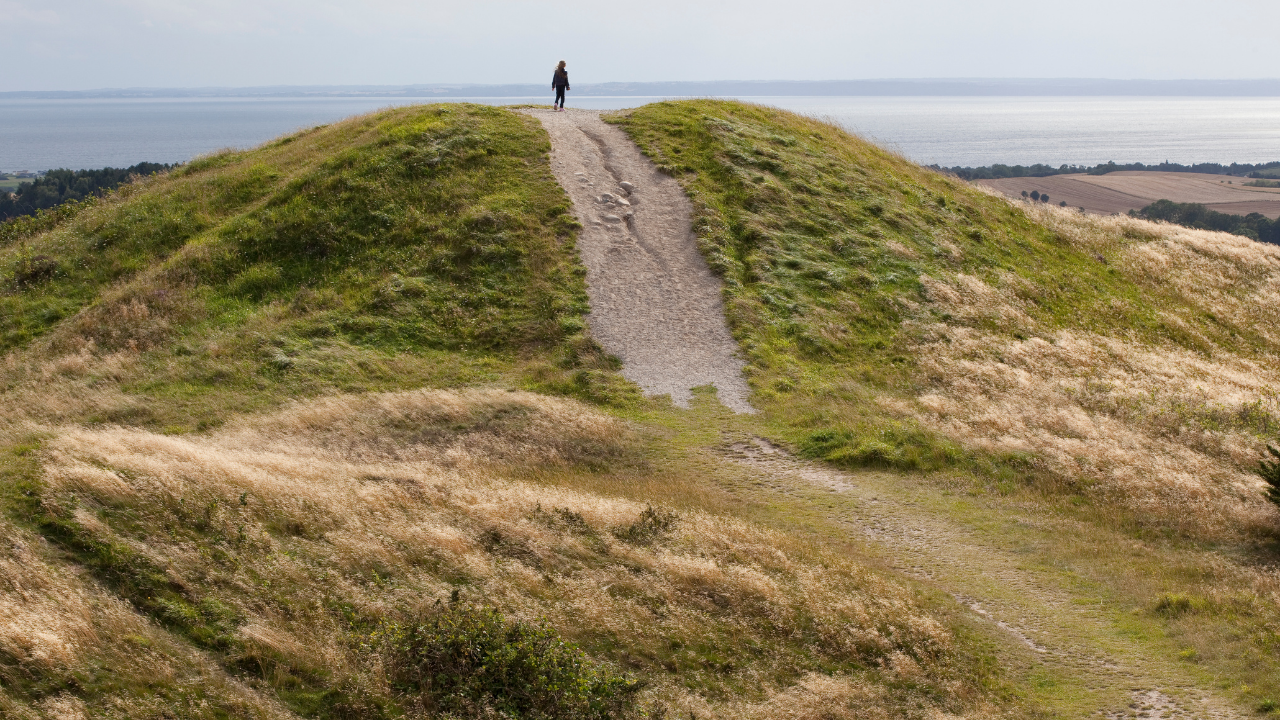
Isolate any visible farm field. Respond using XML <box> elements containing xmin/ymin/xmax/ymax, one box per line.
<box><xmin>976</xmin><ymin>170</ymin><xmax>1280</xmax><ymax>218</ymax></box>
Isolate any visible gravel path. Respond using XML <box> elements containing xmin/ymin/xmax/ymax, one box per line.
<box><xmin>524</xmin><ymin>108</ymin><xmax>753</xmax><ymax>413</ymax></box>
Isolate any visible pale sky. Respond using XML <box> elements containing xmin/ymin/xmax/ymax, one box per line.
<box><xmin>5</xmin><ymin>0</ymin><xmax>1279</xmax><ymax>91</ymax></box>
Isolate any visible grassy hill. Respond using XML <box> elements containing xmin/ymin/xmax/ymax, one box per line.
<box><xmin>3</xmin><ymin>100</ymin><xmax>1280</xmax><ymax>719</ymax></box>
<box><xmin>0</xmin><ymin>104</ymin><xmax>1019</xmax><ymax>720</ymax></box>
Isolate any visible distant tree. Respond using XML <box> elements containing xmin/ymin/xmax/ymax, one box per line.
<box><xmin>0</xmin><ymin>162</ymin><xmax>169</xmax><ymax>221</ymax></box>
<box><xmin>1059</xmin><ymin>201</ymin><xmax>1067</xmax><ymax>207</ymax></box>
<box><xmin>939</xmin><ymin>159</ymin><xmax>1280</xmax><ymax>182</ymax></box>
<box><xmin>1138</xmin><ymin>199</ymin><xmax>1280</xmax><ymax>245</ymax></box>
<box><xmin>1030</xmin><ymin>190</ymin><xmax>1041</xmax><ymax>201</ymax></box>
<box><xmin>1021</xmin><ymin>190</ymin><xmax>1029</xmax><ymax>198</ymax></box>
<box><xmin>1257</xmin><ymin>444</ymin><xmax>1280</xmax><ymax>507</ymax></box>
<box><xmin>1041</xmin><ymin>193</ymin><xmax>1050</xmax><ymax>203</ymax></box>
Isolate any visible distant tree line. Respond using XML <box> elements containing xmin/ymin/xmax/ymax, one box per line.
<box><xmin>1134</xmin><ymin>199</ymin><xmax>1280</xmax><ymax>245</ymax></box>
<box><xmin>937</xmin><ymin>160</ymin><xmax>1280</xmax><ymax>181</ymax></box>
<box><xmin>0</xmin><ymin>163</ymin><xmax>171</xmax><ymax>221</ymax></box>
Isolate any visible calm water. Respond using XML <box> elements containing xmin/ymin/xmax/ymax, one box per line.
<box><xmin>2</xmin><ymin>95</ymin><xmax>1278</xmax><ymax>172</ymax></box>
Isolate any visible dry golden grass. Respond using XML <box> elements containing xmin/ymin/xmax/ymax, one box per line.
<box><xmin>19</xmin><ymin>388</ymin><xmax>1002</xmax><ymax>719</ymax></box>
<box><xmin>0</xmin><ymin>516</ymin><xmax>297</xmax><ymax>720</ymax></box>
<box><xmin>909</xmin><ymin>198</ymin><xmax>1280</xmax><ymax>538</ymax></box>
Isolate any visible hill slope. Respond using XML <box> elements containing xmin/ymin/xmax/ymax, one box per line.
<box><xmin>611</xmin><ymin>100</ymin><xmax>1280</xmax><ymax>712</ymax></box>
<box><xmin>614</xmin><ymin>100</ymin><xmax>1279</xmax><ymax>532</ymax></box>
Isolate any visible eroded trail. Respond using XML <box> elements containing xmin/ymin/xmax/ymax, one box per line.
<box><xmin>525</xmin><ymin>108</ymin><xmax>753</xmax><ymax>413</ymax></box>
<box><xmin>723</xmin><ymin>439</ymin><xmax>1247</xmax><ymax>720</ymax></box>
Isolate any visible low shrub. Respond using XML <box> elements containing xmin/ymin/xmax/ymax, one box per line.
<box><xmin>1257</xmin><ymin>443</ymin><xmax>1280</xmax><ymax>507</ymax></box>
<box><xmin>611</xmin><ymin>505</ymin><xmax>676</xmax><ymax>545</ymax></box>
<box><xmin>376</xmin><ymin>604</ymin><xmax>642</xmax><ymax>720</ymax></box>
<box><xmin>1152</xmin><ymin>594</ymin><xmax>1200</xmax><ymax>618</ymax></box>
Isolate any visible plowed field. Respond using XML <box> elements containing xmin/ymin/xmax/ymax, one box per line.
<box><xmin>976</xmin><ymin>171</ymin><xmax>1280</xmax><ymax>218</ymax></box>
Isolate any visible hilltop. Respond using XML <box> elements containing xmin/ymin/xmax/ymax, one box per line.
<box><xmin>2</xmin><ymin>100</ymin><xmax>1279</xmax><ymax>719</ymax></box>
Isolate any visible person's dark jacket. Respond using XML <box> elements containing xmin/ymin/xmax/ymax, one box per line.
<box><xmin>552</xmin><ymin>68</ymin><xmax>569</xmax><ymax>89</ymax></box>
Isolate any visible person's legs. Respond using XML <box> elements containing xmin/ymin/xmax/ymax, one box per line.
<box><xmin>555</xmin><ymin>86</ymin><xmax>566</xmax><ymax>109</ymax></box>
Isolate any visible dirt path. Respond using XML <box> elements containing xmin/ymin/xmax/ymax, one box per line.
<box><xmin>722</xmin><ymin>438</ymin><xmax>1248</xmax><ymax>719</ymax></box>
<box><xmin>524</xmin><ymin>108</ymin><xmax>753</xmax><ymax>413</ymax></box>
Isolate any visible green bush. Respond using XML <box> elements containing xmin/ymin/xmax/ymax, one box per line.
<box><xmin>377</xmin><ymin>604</ymin><xmax>642</xmax><ymax>719</ymax></box>
<box><xmin>1152</xmin><ymin>594</ymin><xmax>1199</xmax><ymax>617</ymax></box>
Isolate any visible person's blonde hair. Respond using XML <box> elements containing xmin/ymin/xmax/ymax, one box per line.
<box><xmin>557</xmin><ymin>60</ymin><xmax>566</xmax><ymax>69</ymax></box>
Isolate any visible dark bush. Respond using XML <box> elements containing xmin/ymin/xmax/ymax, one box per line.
<box><xmin>940</xmin><ymin>159</ymin><xmax>1280</xmax><ymax>181</ymax></box>
<box><xmin>11</xmin><ymin>252</ymin><xmax>58</xmax><ymax>289</ymax></box>
<box><xmin>1137</xmin><ymin>199</ymin><xmax>1280</xmax><ymax>245</ymax></box>
<box><xmin>0</xmin><ymin>163</ymin><xmax>170</xmax><ymax>220</ymax></box>
<box><xmin>378</xmin><ymin>604</ymin><xmax>641</xmax><ymax>719</ymax></box>
<box><xmin>1257</xmin><ymin>443</ymin><xmax>1280</xmax><ymax>507</ymax></box>
<box><xmin>1029</xmin><ymin>190</ymin><xmax>1040</xmax><ymax>201</ymax></box>
<box><xmin>611</xmin><ymin>505</ymin><xmax>676</xmax><ymax>545</ymax></box>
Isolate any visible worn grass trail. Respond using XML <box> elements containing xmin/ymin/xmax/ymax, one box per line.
<box><xmin>702</xmin><ymin>424</ymin><xmax>1250</xmax><ymax>719</ymax></box>
<box><xmin>523</xmin><ymin>108</ymin><xmax>753</xmax><ymax>413</ymax></box>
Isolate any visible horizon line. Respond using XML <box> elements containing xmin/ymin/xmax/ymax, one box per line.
<box><xmin>6</xmin><ymin>78</ymin><xmax>1280</xmax><ymax>98</ymax></box>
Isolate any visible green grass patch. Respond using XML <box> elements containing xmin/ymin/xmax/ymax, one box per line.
<box><xmin>1</xmin><ymin>103</ymin><xmax>633</xmax><ymax>433</ymax></box>
<box><xmin>609</xmin><ymin>100</ymin><xmax>1267</xmax><ymax>472</ymax></box>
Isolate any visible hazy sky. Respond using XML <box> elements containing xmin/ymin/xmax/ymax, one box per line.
<box><xmin>5</xmin><ymin>0</ymin><xmax>1279</xmax><ymax>91</ymax></box>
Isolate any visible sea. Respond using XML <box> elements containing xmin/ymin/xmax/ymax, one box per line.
<box><xmin>2</xmin><ymin>95</ymin><xmax>1279</xmax><ymax>173</ymax></box>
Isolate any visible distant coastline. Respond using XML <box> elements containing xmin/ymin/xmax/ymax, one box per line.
<box><xmin>5</xmin><ymin>78</ymin><xmax>1280</xmax><ymax>100</ymax></box>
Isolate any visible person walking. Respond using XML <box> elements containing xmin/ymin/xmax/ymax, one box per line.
<box><xmin>552</xmin><ymin>60</ymin><xmax>570</xmax><ymax>111</ymax></box>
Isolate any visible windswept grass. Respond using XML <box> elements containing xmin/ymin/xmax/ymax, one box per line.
<box><xmin>908</xmin><ymin>202</ymin><xmax>1280</xmax><ymax>538</ymax></box>
<box><xmin>8</xmin><ymin>389</ymin><xmax>1011</xmax><ymax>719</ymax></box>
<box><xmin>12</xmin><ymin>96</ymin><xmax>1279</xmax><ymax>716</ymax></box>
<box><xmin>0</xmin><ymin>104</ymin><xmax>1022</xmax><ymax>718</ymax></box>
